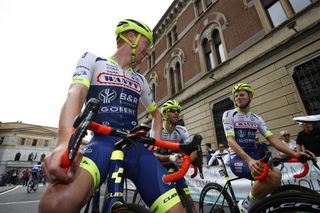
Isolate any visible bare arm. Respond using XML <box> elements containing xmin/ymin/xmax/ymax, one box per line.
<box><xmin>266</xmin><ymin>135</ymin><xmax>299</xmax><ymax>158</ymax></box>
<box><xmin>42</xmin><ymin>84</ymin><xmax>88</xmax><ymax>183</ymax></box>
<box><xmin>149</xmin><ymin>109</ymin><xmax>162</xmax><ymax>139</ymax></box>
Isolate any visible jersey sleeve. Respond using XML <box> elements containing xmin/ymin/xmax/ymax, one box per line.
<box><xmin>178</xmin><ymin>126</ymin><xmax>192</xmax><ymax>144</ymax></box>
<box><xmin>138</xmin><ymin>73</ymin><xmax>157</xmax><ymax>112</ymax></box>
<box><xmin>256</xmin><ymin>115</ymin><xmax>273</xmax><ymax>138</ymax></box>
<box><xmin>222</xmin><ymin>110</ymin><xmax>235</xmax><ymax>137</ymax></box>
<box><xmin>71</xmin><ymin>52</ymin><xmax>97</xmax><ymax>89</ymax></box>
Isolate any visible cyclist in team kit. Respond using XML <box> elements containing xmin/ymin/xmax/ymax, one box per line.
<box><xmin>154</xmin><ymin>100</ymin><xmax>198</xmax><ymax>213</ymax></box>
<box><xmin>39</xmin><ymin>19</ymin><xmax>189</xmax><ymax>213</ymax></box>
<box><xmin>223</xmin><ymin>83</ymin><xmax>316</xmax><ymax>212</ymax></box>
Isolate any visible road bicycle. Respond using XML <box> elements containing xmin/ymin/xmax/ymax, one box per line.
<box><xmin>199</xmin><ymin>152</ymin><xmax>318</xmax><ymax>213</ymax></box>
<box><xmin>26</xmin><ymin>176</ymin><xmax>39</xmax><ymax>193</ymax></box>
<box><xmin>61</xmin><ymin>98</ymin><xmax>203</xmax><ymax>213</ymax></box>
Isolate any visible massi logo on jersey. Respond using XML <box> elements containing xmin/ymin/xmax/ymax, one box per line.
<box><xmin>234</xmin><ymin>121</ymin><xmax>258</xmax><ymax>128</ymax></box>
<box><xmin>97</xmin><ymin>72</ymin><xmax>141</xmax><ymax>93</ymax></box>
<box><xmin>99</xmin><ymin>89</ymin><xmax>117</xmax><ymax>104</ymax></box>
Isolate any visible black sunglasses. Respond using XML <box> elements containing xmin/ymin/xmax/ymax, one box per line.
<box><xmin>283</xmin><ymin>134</ymin><xmax>290</xmax><ymax>136</ymax></box>
<box><xmin>168</xmin><ymin>108</ymin><xmax>181</xmax><ymax>113</ymax></box>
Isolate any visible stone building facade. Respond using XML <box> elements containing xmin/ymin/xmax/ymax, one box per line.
<box><xmin>0</xmin><ymin>122</ymin><xmax>57</xmax><ymax>175</ymax></box>
<box><xmin>137</xmin><ymin>0</ymin><xmax>320</xmax><ymax>151</ymax></box>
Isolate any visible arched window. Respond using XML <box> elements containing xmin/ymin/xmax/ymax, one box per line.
<box><xmin>14</xmin><ymin>152</ymin><xmax>21</xmax><ymax>161</ymax></box>
<box><xmin>148</xmin><ymin>72</ymin><xmax>158</xmax><ymax>101</ymax></box>
<box><xmin>165</xmin><ymin>49</ymin><xmax>185</xmax><ymax>96</ymax></box>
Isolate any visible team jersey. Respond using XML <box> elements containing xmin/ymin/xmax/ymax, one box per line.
<box><xmin>158</xmin><ymin>125</ymin><xmax>191</xmax><ymax>155</ymax></box>
<box><xmin>71</xmin><ymin>52</ymin><xmax>157</xmax><ymax>131</ymax></box>
<box><xmin>223</xmin><ymin>108</ymin><xmax>272</xmax><ymax>151</ymax></box>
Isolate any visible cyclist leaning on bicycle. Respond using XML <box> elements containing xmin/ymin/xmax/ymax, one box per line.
<box><xmin>223</xmin><ymin>83</ymin><xmax>316</xmax><ymax>213</ymax></box>
<box><xmin>154</xmin><ymin>100</ymin><xmax>198</xmax><ymax>213</ymax></box>
<box><xmin>39</xmin><ymin>19</ymin><xmax>192</xmax><ymax>213</ymax></box>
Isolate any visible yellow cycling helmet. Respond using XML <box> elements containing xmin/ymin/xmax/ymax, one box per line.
<box><xmin>161</xmin><ymin>100</ymin><xmax>181</xmax><ymax>115</ymax></box>
<box><xmin>115</xmin><ymin>19</ymin><xmax>153</xmax><ymax>46</ymax></box>
<box><xmin>232</xmin><ymin>83</ymin><xmax>255</xmax><ymax>96</ymax></box>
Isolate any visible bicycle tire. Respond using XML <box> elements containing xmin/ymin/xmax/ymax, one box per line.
<box><xmin>248</xmin><ymin>191</ymin><xmax>320</xmax><ymax>213</ymax></box>
<box><xmin>112</xmin><ymin>203</ymin><xmax>150</xmax><ymax>213</ymax></box>
<box><xmin>27</xmin><ymin>180</ymin><xmax>33</xmax><ymax>193</ymax></box>
<box><xmin>276</xmin><ymin>184</ymin><xmax>318</xmax><ymax>194</ymax></box>
<box><xmin>199</xmin><ymin>182</ymin><xmax>235</xmax><ymax>213</ymax></box>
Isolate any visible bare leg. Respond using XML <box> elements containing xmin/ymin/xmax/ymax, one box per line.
<box><xmin>38</xmin><ymin>168</ymin><xmax>94</xmax><ymax>213</ymax></box>
<box><xmin>251</xmin><ymin>168</ymin><xmax>281</xmax><ymax>199</ymax></box>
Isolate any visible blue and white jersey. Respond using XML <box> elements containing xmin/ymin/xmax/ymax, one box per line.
<box><xmin>158</xmin><ymin>125</ymin><xmax>191</xmax><ymax>155</ymax></box>
<box><xmin>223</xmin><ymin>108</ymin><xmax>272</xmax><ymax>151</ymax></box>
<box><xmin>71</xmin><ymin>52</ymin><xmax>157</xmax><ymax>131</ymax></box>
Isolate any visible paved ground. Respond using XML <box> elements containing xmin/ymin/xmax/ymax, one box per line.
<box><xmin>0</xmin><ymin>185</ymin><xmax>17</xmax><ymax>193</ymax></box>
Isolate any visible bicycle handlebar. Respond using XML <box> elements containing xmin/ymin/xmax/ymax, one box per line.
<box><xmin>254</xmin><ymin>151</ymin><xmax>318</xmax><ymax>180</ymax></box>
<box><xmin>61</xmin><ymin>98</ymin><xmax>203</xmax><ymax>183</ymax></box>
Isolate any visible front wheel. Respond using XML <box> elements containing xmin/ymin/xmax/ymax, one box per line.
<box><xmin>112</xmin><ymin>204</ymin><xmax>150</xmax><ymax>213</ymax></box>
<box><xmin>199</xmin><ymin>182</ymin><xmax>235</xmax><ymax>213</ymax></box>
<box><xmin>248</xmin><ymin>191</ymin><xmax>320</xmax><ymax>213</ymax></box>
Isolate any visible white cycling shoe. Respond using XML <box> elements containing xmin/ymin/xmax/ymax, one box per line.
<box><xmin>237</xmin><ymin>199</ymin><xmax>249</xmax><ymax>213</ymax></box>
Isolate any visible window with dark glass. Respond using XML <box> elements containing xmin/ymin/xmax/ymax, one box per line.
<box><xmin>152</xmin><ymin>83</ymin><xmax>156</xmax><ymax>101</ymax></box>
<box><xmin>293</xmin><ymin>56</ymin><xmax>320</xmax><ymax>115</ymax></box>
<box><xmin>176</xmin><ymin>63</ymin><xmax>182</xmax><ymax>91</ymax></box>
<box><xmin>44</xmin><ymin>139</ymin><xmax>49</xmax><ymax>147</ymax></box>
<box><xmin>19</xmin><ymin>138</ymin><xmax>26</xmax><ymax>145</ymax></box>
<box><xmin>195</xmin><ymin>0</ymin><xmax>203</xmax><ymax>16</ymax></box>
<box><xmin>167</xmin><ymin>33</ymin><xmax>172</xmax><ymax>47</ymax></box>
<box><xmin>202</xmin><ymin>38</ymin><xmax>213</xmax><ymax>72</ymax></box>
<box><xmin>0</xmin><ymin>137</ymin><xmax>4</xmax><ymax>145</ymax></box>
<box><xmin>173</xmin><ymin>26</ymin><xmax>178</xmax><ymax>42</ymax></box>
<box><xmin>14</xmin><ymin>152</ymin><xmax>21</xmax><ymax>161</ymax></box>
<box><xmin>170</xmin><ymin>68</ymin><xmax>176</xmax><ymax>95</ymax></box>
<box><xmin>212</xmin><ymin>98</ymin><xmax>234</xmax><ymax>146</ymax></box>
<box><xmin>32</xmin><ymin>139</ymin><xmax>37</xmax><ymax>146</ymax></box>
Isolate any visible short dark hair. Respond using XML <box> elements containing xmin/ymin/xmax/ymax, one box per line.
<box><xmin>205</xmin><ymin>143</ymin><xmax>211</xmax><ymax>148</ymax></box>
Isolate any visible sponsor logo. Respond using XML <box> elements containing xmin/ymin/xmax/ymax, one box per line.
<box><xmin>163</xmin><ymin>192</ymin><xmax>178</xmax><ymax>203</ymax></box>
<box><xmin>234</xmin><ymin>121</ymin><xmax>258</xmax><ymax>128</ymax></box>
<box><xmin>73</xmin><ymin>70</ymin><xmax>88</xmax><ymax>77</ymax></box>
<box><xmin>100</xmin><ymin>106</ymin><xmax>136</xmax><ymax>115</ymax></box>
<box><xmin>99</xmin><ymin>89</ymin><xmax>117</xmax><ymax>104</ymax></box>
<box><xmin>131</xmin><ymin>121</ymin><xmax>137</xmax><ymax>126</ymax></box>
<box><xmin>97</xmin><ymin>72</ymin><xmax>141</xmax><ymax>93</ymax></box>
<box><xmin>119</xmin><ymin>93</ymin><xmax>139</xmax><ymax>105</ymax></box>
<box><xmin>105</xmin><ymin>64</ymin><xmax>119</xmax><ymax>73</ymax></box>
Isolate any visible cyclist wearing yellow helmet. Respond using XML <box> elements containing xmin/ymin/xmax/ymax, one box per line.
<box><xmin>154</xmin><ymin>100</ymin><xmax>198</xmax><ymax>213</ymax></box>
<box><xmin>223</xmin><ymin>83</ymin><xmax>315</xmax><ymax>212</ymax></box>
<box><xmin>39</xmin><ymin>19</ymin><xmax>168</xmax><ymax>212</ymax></box>
<box><xmin>115</xmin><ymin>19</ymin><xmax>153</xmax><ymax>68</ymax></box>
